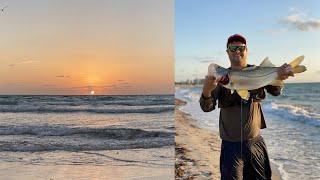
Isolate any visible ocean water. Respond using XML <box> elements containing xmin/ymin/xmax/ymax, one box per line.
<box><xmin>175</xmin><ymin>83</ymin><xmax>320</xmax><ymax>180</ymax></box>
<box><xmin>0</xmin><ymin>95</ymin><xmax>175</xmax><ymax>179</ymax></box>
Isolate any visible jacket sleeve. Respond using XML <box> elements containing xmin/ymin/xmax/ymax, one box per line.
<box><xmin>199</xmin><ymin>85</ymin><xmax>221</xmax><ymax>112</ymax></box>
<box><xmin>265</xmin><ymin>85</ymin><xmax>283</xmax><ymax>96</ymax></box>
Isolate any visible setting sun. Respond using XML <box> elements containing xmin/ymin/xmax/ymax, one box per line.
<box><xmin>0</xmin><ymin>0</ymin><xmax>173</xmax><ymax>95</ymax></box>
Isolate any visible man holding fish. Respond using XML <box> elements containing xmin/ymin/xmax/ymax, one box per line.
<box><xmin>200</xmin><ymin>34</ymin><xmax>306</xmax><ymax>179</ymax></box>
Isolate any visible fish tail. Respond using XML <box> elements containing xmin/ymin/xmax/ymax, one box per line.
<box><xmin>292</xmin><ymin>65</ymin><xmax>307</xmax><ymax>74</ymax></box>
<box><xmin>289</xmin><ymin>55</ymin><xmax>304</xmax><ymax>68</ymax></box>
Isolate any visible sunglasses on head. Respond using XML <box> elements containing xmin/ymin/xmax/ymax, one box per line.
<box><xmin>228</xmin><ymin>45</ymin><xmax>246</xmax><ymax>52</ymax></box>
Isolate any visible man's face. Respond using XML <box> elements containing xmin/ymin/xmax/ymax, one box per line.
<box><xmin>226</xmin><ymin>41</ymin><xmax>248</xmax><ymax>66</ymax></box>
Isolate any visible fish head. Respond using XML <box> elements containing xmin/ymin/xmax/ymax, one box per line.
<box><xmin>208</xmin><ymin>63</ymin><xmax>230</xmax><ymax>85</ymax></box>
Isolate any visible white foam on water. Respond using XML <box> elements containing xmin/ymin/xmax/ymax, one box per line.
<box><xmin>264</xmin><ymin>102</ymin><xmax>320</xmax><ymax>126</ymax></box>
<box><xmin>271</xmin><ymin>103</ymin><xmax>317</xmax><ymax>118</ymax></box>
<box><xmin>270</xmin><ymin>158</ymin><xmax>288</xmax><ymax>180</ymax></box>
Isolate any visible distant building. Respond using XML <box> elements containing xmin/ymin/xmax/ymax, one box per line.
<box><xmin>175</xmin><ymin>78</ymin><xmax>204</xmax><ymax>86</ymax></box>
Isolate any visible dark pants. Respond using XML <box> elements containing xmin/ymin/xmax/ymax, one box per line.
<box><xmin>220</xmin><ymin>136</ymin><xmax>272</xmax><ymax>180</ymax></box>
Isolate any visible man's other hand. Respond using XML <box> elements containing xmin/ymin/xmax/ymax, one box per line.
<box><xmin>277</xmin><ymin>63</ymin><xmax>294</xmax><ymax>80</ymax></box>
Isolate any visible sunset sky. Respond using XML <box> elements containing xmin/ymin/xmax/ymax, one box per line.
<box><xmin>0</xmin><ymin>0</ymin><xmax>173</xmax><ymax>95</ymax></box>
<box><xmin>176</xmin><ymin>0</ymin><xmax>320</xmax><ymax>83</ymax></box>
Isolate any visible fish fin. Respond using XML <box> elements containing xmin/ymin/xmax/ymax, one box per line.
<box><xmin>289</xmin><ymin>55</ymin><xmax>304</xmax><ymax>68</ymax></box>
<box><xmin>269</xmin><ymin>80</ymin><xmax>284</xmax><ymax>87</ymax></box>
<box><xmin>292</xmin><ymin>65</ymin><xmax>306</xmax><ymax>74</ymax></box>
<box><xmin>236</xmin><ymin>89</ymin><xmax>250</xmax><ymax>100</ymax></box>
<box><xmin>259</xmin><ymin>57</ymin><xmax>276</xmax><ymax>67</ymax></box>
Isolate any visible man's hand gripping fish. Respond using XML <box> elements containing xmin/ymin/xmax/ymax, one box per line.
<box><xmin>207</xmin><ymin>55</ymin><xmax>307</xmax><ymax>100</ymax></box>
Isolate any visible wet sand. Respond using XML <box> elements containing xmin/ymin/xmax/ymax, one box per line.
<box><xmin>0</xmin><ymin>147</ymin><xmax>174</xmax><ymax>180</ymax></box>
<box><xmin>175</xmin><ymin>98</ymin><xmax>281</xmax><ymax>180</ymax></box>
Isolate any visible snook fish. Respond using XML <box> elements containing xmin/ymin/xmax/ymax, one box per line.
<box><xmin>207</xmin><ymin>55</ymin><xmax>307</xmax><ymax>100</ymax></box>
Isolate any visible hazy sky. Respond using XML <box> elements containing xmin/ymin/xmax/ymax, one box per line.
<box><xmin>0</xmin><ymin>0</ymin><xmax>173</xmax><ymax>95</ymax></box>
<box><xmin>175</xmin><ymin>0</ymin><xmax>320</xmax><ymax>83</ymax></box>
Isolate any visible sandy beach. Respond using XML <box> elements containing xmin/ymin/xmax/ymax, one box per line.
<box><xmin>175</xmin><ymin>98</ymin><xmax>281</xmax><ymax>180</ymax></box>
<box><xmin>0</xmin><ymin>147</ymin><xmax>174</xmax><ymax>180</ymax></box>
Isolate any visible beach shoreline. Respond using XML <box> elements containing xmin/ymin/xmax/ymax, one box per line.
<box><xmin>175</xmin><ymin>98</ymin><xmax>282</xmax><ymax>180</ymax></box>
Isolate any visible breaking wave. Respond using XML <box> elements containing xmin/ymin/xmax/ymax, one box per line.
<box><xmin>263</xmin><ymin>102</ymin><xmax>320</xmax><ymax>127</ymax></box>
<box><xmin>0</xmin><ymin>125</ymin><xmax>174</xmax><ymax>152</ymax></box>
